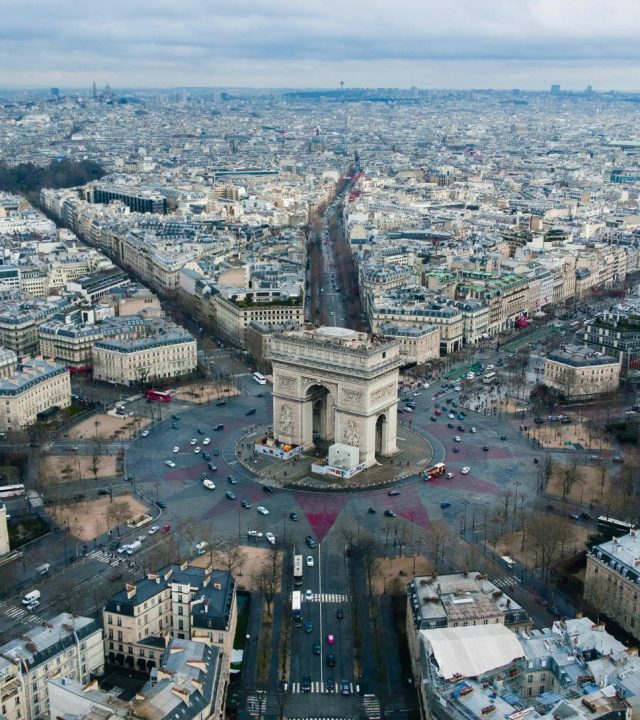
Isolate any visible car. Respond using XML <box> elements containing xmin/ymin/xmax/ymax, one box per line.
<box><xmin>117</xmin><ymin>544</ymin><xmax>130</xmax><ymax>554</ymax></box>
<box><xmin>306</xmin><ymin>555</ymin><xmax>314</xmax><ymax>567</ymax></box>
<box><xmin>190</xmin><ymin>438</ymin><xmax>197</xmax><ymax>445</ymax></box>
<box><xmin>447</xmin><ymin>422</ymin><xmax>455</xmax><ymax>429</ymax></box>
<box><xmin>336</xmin><ymin>608</ymin><xmax>344</xmax><ymax>620</ymax></box>
<box><xmin>534</xmin><ymin>417</ymin><xmax>545</xmax><ymax>425</ymax></box>
<box><xmin>533</xmin><ymin>457</ymin><xmax>539</xmax><ymax>464</ymax></box>
<box><xmin>305</xmin><ymin>589</ymin><xmax>314</xmax><ymax>600</ymax></box>
<box><xmin>483</xmin><ymin>445</ymin><xmax>490</xmax><ymax>451</ymax></box>
<box><xmin>454</xmin><ymin>385</ymin><xmax>461</xmax><ymax>391</ymax></box>
<box><xmin>257</xmin><ymin>506</ymin><xmax>269</xmax><ymax>515</ymax></box>
<box><xmin>327</xmin><ymin>633</ymin><xmax>335</xmax><ymax>644</ymax></box>
<box><xmin>461</xmin><ymin>467</ymin><xmax>470</xmax><ymax>474</ymax></box>
<box><xmin>471</xmin><ymin>427</ymin><xmax>477</xmax><ymax>433</ymax></box>
<box><xmin>214</xmin><ymin>424</ymin><xmax>224</xmax><ymax>431</ymax></box>
<box><xmin>388</xmin><ymin>489</ymin><xmax>400</xmax><ymax>496</ymax></box>
<box><xmin>446</xmin><ymin>472</ymin><xmax>455</xmax><ymax>479</ymax></box>
<box><xmin>141</xmin><ymin>430</ymin><xmax>149</xmax><ymax>437</ymax></box>
<box><xmin>458</xmin><ymin>413</ymin><xmax>466</xmax><ymax>420</ymax></box>
<box><xmin>194</xmin><ymin>447</ymin><xmax>201</xmax><ymax>453</ymax></box>
<box><xmin>161</xmin><ymin>524</ymin><xmax>171</xmax><ymax>533</ymax></box>
<box><xmin>208</xmin><ymin>463</ymin><xmax>218</xmax><ymax>471</ymax></box>
<box><xmin>289</xmin><ymin>512</ymin><xmax>299</xmax><ymax>521</ymax></box>
<box><xmin>172</xmin><ymin>414</ymin><xmax>181</xmax><ymax>421</ymax></box>
<box><xmin>500</xmin><ymin>435</ymin><xmax>507</xmax><ymax>441</ymax></box>
<box><xmin>247</xmin><ymin>530</ymin><xmax>264</xmax><ymax>538</ymax></box>
<box><xmin>215</xmin><ymin>400</ymin><xmax>226</xmax><ymax>406</ymax></box>
<box><xmin>440</xmin><ymin>502</ymin><xmax>451</xmax><ymax>509</ymax></box>
<box><xmin>97</xmin><ymin>487</ymin><xmax>111</xmax><ymax>496</ymax></box>
<box><xmin>108</xmin><ymin>540</ymin><xmax>120</xmax><ymax>551</ymax></box>
<box><xmin>203</xmin><ymin>452</ymin><xmax>211</xmax><ymax>461</ymax></box>
<box><xmin>403</xmin><ymin>406</ymin><xmax>413</xmax><ymax>413</ymax></box>
<box><xmin>197</xmin><ymin>428</ymin><xmax>204</xmax><ymax>435</ymax></box>
<box><xmin>255</xmin><ymin>392</ymin><xmax>265</xmax><ymax>398</ymax></box>
<box><xmin>203</xmin><ymin>437</ymin><xmax>211</xmax><ymax>445</ymax></box>
<box><xmin>341</xmin><ymin>680</ymin><xmax>351</xmax><ymax>696</ymax></box>
<box><xmin>172</xmin><ymin>423</ymin><xmax>178</xmax><ymax>429</ymax></box>
<box><xmin>312</xmin><ymin>641</ymin><xmax>321</xmax><ymax>655</ymax></box>
<box><xmin>430</xmin><ymin>416</ymin><xmax>437</xmax><ymax>422</ymax></box>
<box><xmin>434</xmin><ymin>409</ymin><xmax>441</xmax><ymax>416</ymax></box>
<box><xmin>148</xmin><ymin>525</ymin><xmax>159</xmax><ymax>535</ymax></box>
<box><xmin>262</xmin><ymin>484</ymin><xmax>274</xmax><ymax>493</ymax></box>
<box><xmin>384</xmin><ymin>510</ymin><xmax>396</xmax><ymax>518</ymax></box>
<box><xmin>226</xmin><ymin>491</ymin><xmax>237</xmax><ymax>500</ymax></box>
<box><xmin>305</xmin><ymin>535</ymin><xmax>316</xmax><ymax>548</ymax></box>
<box><xmin>242</xmin><ymin>500</ymin><xmax>252</xmax><ymax>509</ymax></box>
<box><xmin>156</xmin><ymin>500</ymin><xmax>167</xmax><ymax>509</ymax></box>
<box><xmin>367</xmin><ymin>507</ymin><xmax>376</xmax><ymax>514</ymax></box>
<box><xmin>326</xmin><ymin>677</ymin><xmax>336</xmax><ymax>691</ymax></box>
<box><xmin>26</xmin><ymin>600</ymin><xmax>40</xmax><ymax>611</ymax></box>
<box><xmin>265</xmin><ymin>532</ymin><xmax>276</xmax><ymax>545</ymax></box>
<box><xmin>203</xmin><ymin>479</ymin><xmax>216</xmax><ymax>490</ymax></box>
<box><xmin>212</xmin><ymin>448</ymin><xmax>220</xmax><ymax>456</ymax></box>
<box><xmin>136</xmin><ymin>535</ymin><xmax>146</xmax><ymax>543</ymax></box>
<box><xmin>304</xmin><ymin>620</ymin><xmax>313</xmax><ymax>632</ymax></box>
<box><xmin>612</xmin><ymin>453</ymin><xmax>623</xmax><ymax>463</ymax></box>
<box><xmin>165</xmin><ymin>460</ymin><xmax>176</xmax><ymax>467</ymax></box>
<box><xmin>580</xmin><ymin>511</ymin><xmax>593</xmax><ymax>520</ymax></box>
<box><xmin>227</xmin><ymin>475</ymin><xmax>238</xmax><ymax>485</ymax></box>
<box><xmin>302</xmin><ymin>675</ymin><xmax>312</xmax><ymax>692</ymax></box>
<box><xmin>454</xmin><ymin>435</ymin><xmax>461</xmax><ymax>442</ymax></box>
<box><xmin>327</xmin><ymin>652</ymin><xmax>336</xmax><ymax>666</ymax></box>
<box><xmin>109</xmin><ymin>572</ymin><xmax>124</xmax><ymax>582</ymax></box>
<box><xmin>458</xmin><ymin>425</ymin><xmax>465</xmax><ymax>431</ymax></box>
<box><xmin>245</xmin><ymin>408</ymin><xmax>257</xmax><ymax>415</ymax></box>
<box><xmin>569</xmin><ymin>513</ymin><xmax>581</xmax><ymax>520</ymax></box>
<box><xmin>448</xmin><ymin>413</ymin><xmax>455</xmax><ymax>419</ymax></box>
<box><xmin>452</xmin><ymin>447</ymin><xmax>460</xmax><ymax>453</ymax></box>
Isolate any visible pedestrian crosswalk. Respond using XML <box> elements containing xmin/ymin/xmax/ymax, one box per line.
<box><xmin>493</xmin><ymin>577</ymin><xmax>520</xmax><ymax>590</ymax></box>
<box><xmin>306</xmin><ymin>593</ymin><xmax>349</xmax><ymax>603</ymax></box>
<box><xmin>86</xmin><ymin>549</ymin><xmax>140</xmax><ymax>571</ymax></box>
<box><xmin>289</xmin><ymin>717</ymin><xmax>357</xmax><ymax>720</ymax></box>
<box><xmin>290</xmin><ymin>681</ymin><xmax>354</xmax><ymax>694</ymax></box>
<box><xmin>0</xmin><ymin>599</ymin><xmax>40</xmax><ymax>624</ymax></box>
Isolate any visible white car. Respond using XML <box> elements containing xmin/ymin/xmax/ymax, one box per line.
<box><xmin>306</xmin><ymin>555</ymin><xmax>314</xmax><ymax>567</ymax></box>
<box><xmin>265</xmin><ymin>532</ymin><xmax>276</xmax><ymax>545</ymax></box>
<box><xmin>117</xmin><ymin>545</ymin><xmax>130</xmax><ymax>554</ymax></box>
<box><xmin>305</xmin><ymin>589</ymin><xmax>313</xmax><ymax>600</ymax></box>
<box><xmin>454</xmin><ymin>385</ymin><xmax>461</xmax><ymax>391</ymax></box>
<box><xmin>454</xmin><ymin>436</ymin><xmax>461</xmax><ymax>442</ymax></box>
<box><xmin>136</xmin><ymin>535</ymin><xmax>146</xmax><ymax>543</ymax></box>
<box><xmin>141</xmin><ymin>430</ymin><xmax>149</xmax><ymax>437</ymax></box>
<box><xmin>486</xmin><ymin>365</ymin><xmax>494</xmax><ymax>371</ymax></box>
<box><xmin>446</xmin><ymin>472</ymin><xmax>455</xmax><ymax>479</ymax></box>
<box><xmin>165</xmin><ymin>460</ymin><xmax>176</xmax><ymax>468</ymax></box>
<box><xmin>190</xmin><ymin>438</ymin><xmax>197</xmax><ymax>445</ymax></box>
<box><xmin>257</xmin><ymin>506</ymin><xmax>269</xmax><ymax>515</ymax></box>
<box><xmin>203</xmin><ymin>437</ymin><xmax>211</xmax><ymax>445</ymax></box>
<box><xmin>26</xmin><ymin>600</ymin><xmax>40</xmax><ymax>611</ymax></box>
<box><xmin>203</xmin><ymin>479</ymin><xmax>216</xmax><ymax>490</ymax></box>
<box><xmin>470</xmin><ymin>427</ymin><xmax>477</xmax><ymax>433</ymax></box>
<box><xmin>148</xmin><ymin>525</ymin><xmax>160</xmax><ymax>535</ymax></box>
<box><xmin>461</xmin><ymin>467</ymin><xmax>471</xmax><ymax>474</ymax></box>
<box><xmin>194</xmin><ymin>447</ymin><xmax>201</xmax><ymax>453</ymax></box>
<box><xmin>248</xmin><ymin>530</ymin><xmax>264</xmax><ymax>539</ymax></box>
<box><xmin>173</xmin><ymin>446</ymin><xmax>179</xmax><ymax>453</ymax></box>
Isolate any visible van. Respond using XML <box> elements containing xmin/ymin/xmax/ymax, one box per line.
<box><xmin>126</xmin><ymin>540</ymin><xmax>142</xmax><ymax>555</ymax></box>
<box><xmin>35</xmin><ymin>563</ymin><xmax>50</xmax><ymax>575</ymax></box>
<box><xmin>22</xmin><ymin>590</ymin><xmax>40</xmax><ymax>605</ymax></box>
<box><xmin>214</xmin><ymin>424</ymin><xmax>224</xmax><ymax>431</ymax></box>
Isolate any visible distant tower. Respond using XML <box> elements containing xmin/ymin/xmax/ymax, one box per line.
<box><xmin>50</xmin><ymin>88</ymin><xmax>60</xmax><ymax>99</ymax></box>
<box><xmin>550</xmin><ymin>84</ymin><xmax>560</xmax><ymax>95</ymax></box>
<box><xmin>340</xmin><ymin>80</ymin><xmax>345</xmax><ymax>91</ymax></box>
<box><xmin>92</xmin><ymin>81</ymin><xmax>97</xmax><ymax>99</ymax></box>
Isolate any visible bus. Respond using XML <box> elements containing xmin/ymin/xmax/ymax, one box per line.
<box><xmin>146</xmin><ymin>389</ymin><xmax>172</xmax><ymax>402</ymax></box>
<box><xmin>253</xmin><ymin>372</ymin><xmax>267</xmax><ymax>385</ymax></box>
<box><xmin>0</xmin><ymin>484</ymin><xmax>25</xmax><ymax>499</ymax></box>
<box><xmin>423</xmin><ymin>463</ymin><xmax>446</xmax><ymax>481</ymax></box>
<box><xmin>293</xmin><ymin>555</ymin><xmax>303</xmax><ymax>586</ymax></box>
<box><xmin>597</xmin><ymin>516</ymin><xmax>634</xmax><ymax>537</ymax></box>
<box><xmin>291</xmin><ymin>591</ymin><xmax>302</xmax><ymax>626</ymax></box>
<box><xmin>483</xmin><ymin>372</ymin><xmax>497</xmax><ymax>385</ymax></box>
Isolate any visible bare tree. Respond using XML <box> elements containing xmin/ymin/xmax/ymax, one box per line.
<box><xmin>90</xmin><ymin>447</ymin><xmax>102</xmax><ymax>485</ymax></box>
<box><xmin>208</xmin><ymin>535</ymin><xmax>248</xmax><ymax>576</ymax></box>
<box><xmin>528</xmin><ymin>514</ymin><xmax>575</xmax><ymax>585</ymax></box>
<box><xmin>255</xmin><ymin>545</ymin><xmax>282</xmax><ymax>617</ymax></box>
<box><xmin>560</xmin><ymin>454</ymin><xmax>579</xmax><ymax>504</ymax></box>
<box><xmin>106</xmin><ymin>499</ymin><xmax>131</xmax><ymax>535</ymax></box>
<box><xmin>359</xmin><ymin>532</ymin><xmax>381</xmax><ymax>595</ymax></box>
<box><xmin>542</xmin><ymin>453</ymin><xmax>555</xmax><ymax>490</ymax></box>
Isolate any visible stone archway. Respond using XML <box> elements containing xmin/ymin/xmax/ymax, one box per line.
<box><xmin>269</xmin><ymin>327</ymin><xmax>402</xmax><ymax>467</ymax></box>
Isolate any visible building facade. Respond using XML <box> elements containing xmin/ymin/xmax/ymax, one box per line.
<box><xmin>543</xmin><ymin>344</ymin><xmax>620</xmax><ymax>400</ymax></box>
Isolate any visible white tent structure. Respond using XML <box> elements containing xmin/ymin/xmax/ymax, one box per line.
<box><xmin>420</xmin><ymin>625</ymin><xmax>525</xmax><ymax>680</ymax></box>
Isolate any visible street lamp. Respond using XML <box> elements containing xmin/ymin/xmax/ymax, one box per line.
<box><xmin>513</xmin><ymin>481</ymin><xmax>521</xmax><ymax>517</ymax></box>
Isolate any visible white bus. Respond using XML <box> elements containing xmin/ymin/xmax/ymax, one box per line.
<box><xmin>293</xmin><ymin>554</ymin><xmax>303</xmax><ymax>586</ymax></box>
<box><xmin>0</xmin><ymin>484</ymin><xmax>25</xmax><ymax>499</ymax></box>
<box><xmin>483</xmin><ymin>372</ymin><xmax>497</xmax><ymax>385</ymax></box>
<box><xmin>291</xmin><ymin>590</ymin><xmax>302</xmax><ymax>625</ymax></box>
<box><xmin>253</xmin><ymin>372</ymin><xmax>267</xmax><ymax>385</ymax></box>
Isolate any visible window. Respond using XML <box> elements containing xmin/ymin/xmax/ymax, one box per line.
<box><xmin>527</xmin><ymin>675</ymin><xmax>533</xmax><ymax>683</ymax></box>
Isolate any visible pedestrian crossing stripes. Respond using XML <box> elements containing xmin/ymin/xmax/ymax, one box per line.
<box><xmin>307</xmin><ymin>593</ymin><xmax>349</xmax><ymax>603</ymax></box>
<box><xmin>493</xmin><ymin>577</ymin><xmax>520</xmax><ymax>589</ymax></box>
<box><xmin>0</xmin><ymin>600</ymin><xmax>39</xmax><ymax>624</ymax></box>
<box><xmin>87</xmin><ymin>549</ymin><xmax>122</xmax><ymax>566</ymax></box>
<box><xmin>290</xmin><ymin>681</ymin><xmax>354</xmax><ymax>694</ymax></box>
<box><xmin>231</xmin><ymin>372</ymin><xmax>252</xmax><ymax>378</ymax></box>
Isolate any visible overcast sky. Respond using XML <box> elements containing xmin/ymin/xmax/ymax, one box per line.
<box><xmin>2</xmin><ymin>0</ymin><xmax>640</xmax><ymax>90</ymax></box>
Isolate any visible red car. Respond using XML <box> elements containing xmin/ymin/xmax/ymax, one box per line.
<box><xmin>327</xmin><ymin>633</ymin><xmax>335</xmax><ymax>644</ymax></box>
<box><xmin>161</xmin><ymin>524</ymin><xmax>171</xmax><ymax>534</ymax></box>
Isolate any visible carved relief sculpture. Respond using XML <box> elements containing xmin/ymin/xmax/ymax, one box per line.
<box><xmin>343</xmin><ymin>419</ymin><xmax>360</xmax><ymax>447</ymax></box>
<box><xmin>279</xmin><ymin>404</ymin><xmax>294</xmax><ymax>435</ymax></box>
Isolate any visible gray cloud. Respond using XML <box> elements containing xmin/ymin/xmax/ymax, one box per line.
<box><xmin>0</xmin><ymin>0</ymin><xmax>639</xmax><ymax>88</ymax></box>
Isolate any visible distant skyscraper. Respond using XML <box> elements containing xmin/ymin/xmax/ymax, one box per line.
<box><xmin>586</xmin><ymin>85</ymin><xmax>594</xmax><ymax>95</ymax></box>
<box><xmin>550</xmin><ymin>84</ymin><xmax>560</xmax><ymax>94</ymax></box>
<box><xmin>92</xmin><ymin>81</ymin><xmax>97</xmax><ymax>99</ymax></box>
<box><xmin>50</xmin><ymin>87</ymin><xmax>59</xmax><ymax>99</ymax></box>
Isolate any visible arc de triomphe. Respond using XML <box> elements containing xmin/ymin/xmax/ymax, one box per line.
<box><xmin>267</xmin><ymin>327</ymin><xmax>402</xmax><ymax>467</ymax></box>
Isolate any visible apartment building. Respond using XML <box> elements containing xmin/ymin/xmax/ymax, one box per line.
<box><xmin>0</xmin><ymin>348</ymin><xmax>17</xmax><ymax>378</ymax></box>
<box><xmin>103</xmin><ymin>563</ymin><xmax>236</xmax><ymax>695</ymax></box>
<box><xmin>582</xmin><ymin>309</ymin><xmax>640</xmax><ymax>373</ymax></box>
<box><xmin>66</xmin><ymin>268</ymin><xmax>130</xmax><ymax>304</ymax></box>
<box><xmin>0</xmin><ymin>613</ymin><xmax>103</xmax><ymax>720</ymax></box>
<box><xmin>0</xmin><ymin>299</ymin><xmax>72</xmax><ymax>356</ymax></box>
<box><xmin>0</xmin><ymin>358</ymin><xmax>70</xmax><ymax>431</ymax></box>
<box><xmin>584</xmin><ymin>529</ymin><xmax>640</xmax><ymax>641</ymax></box>
<box><xmin>543</xmin><ymin>344</ymin><xmax>620</xmax><ymax>400</ymax></box>
<box><xmin>48</xmin><ymin>637</ymin><xmax>225</xmax><ymax>720</ymax></box>
<box><xmin>214</xmin><ymin>292</ymin><xmax>304</xmax><ymax>349</ymax></box>
<box><xmin>379</xmin><ymin>323</ymin><xmax>440</xmax><ymax>365</ymax></box>
<box><xmin>92</xmin><ymin>331</ymin><xmax>196</xmax><ymax>386</ymax></box>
